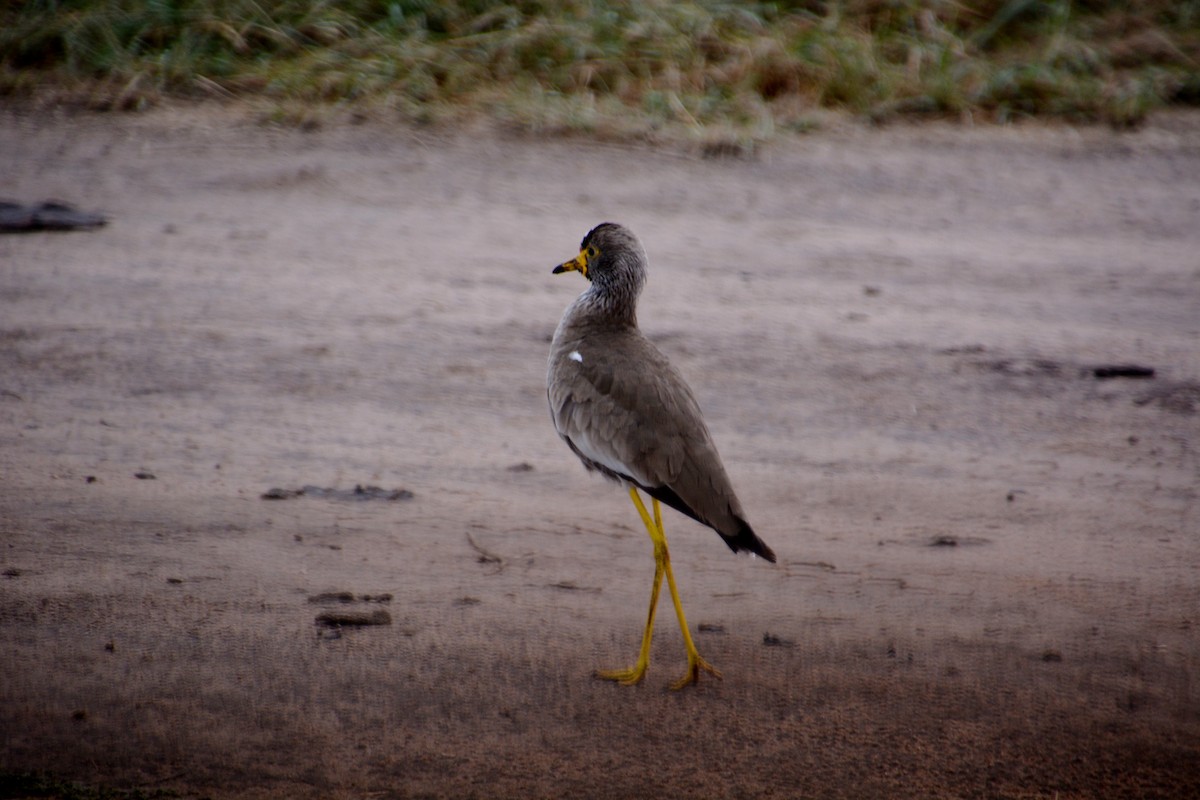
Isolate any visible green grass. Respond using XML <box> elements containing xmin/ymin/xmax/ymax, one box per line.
<box><xmin>2</xmin><ymin>1</ymin><xmax>1198</xmax><ymax>136</ymax></box>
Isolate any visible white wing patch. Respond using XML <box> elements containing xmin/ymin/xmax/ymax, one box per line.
<box><xmin>569</xmin><ymin>350</ymin><xmax>583</xmax><ymax>363</ymax></box>
<box><xmin>571</xmin><ymin>426</ymin><xmax>643</xmax><ymax>483</ymax></box>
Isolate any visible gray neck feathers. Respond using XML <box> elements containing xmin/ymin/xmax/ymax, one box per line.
<box><xmin>578</xmin><ymin>250</ymin><xmax>645</xmax><ymax>327</ymax></box>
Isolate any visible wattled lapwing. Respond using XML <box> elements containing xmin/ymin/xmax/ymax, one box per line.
<box><xmin>548</xmin><ymin>222</ymin><xmax>776</xmax><ymax>689</ymax></box>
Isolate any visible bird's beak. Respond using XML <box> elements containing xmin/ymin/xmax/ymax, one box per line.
<box><xmin>553</xmin><ymin>250</ymin><xmax>588</xmax><ymax>278</ymax></box>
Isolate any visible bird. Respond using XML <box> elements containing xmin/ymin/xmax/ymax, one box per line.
<box><xmin>547</xmin><ymin>222</ymin><xmax>776</xmax><ymax>689</ymax></box>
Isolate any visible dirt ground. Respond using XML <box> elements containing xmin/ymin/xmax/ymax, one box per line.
<box><xmin>1</xmin><ymin>106</ymin><xmax>1198</xmax><ymax>799</ymax></box>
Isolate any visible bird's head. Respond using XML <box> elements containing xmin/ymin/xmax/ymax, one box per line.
<box><xmin>552</xmin><ymin>222</ymin><xmax>646</xmax><ymax>287</ymax></box>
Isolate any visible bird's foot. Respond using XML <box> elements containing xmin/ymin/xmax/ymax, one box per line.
<box><xmin>594</xmin><ymin>663</ymin><xmax>648</xmax><ymax>686</ymax></box>
<box><xmin>669</xmin><ymin>653</ymin><xmax>722</xmax><ymax>691</ymax></box>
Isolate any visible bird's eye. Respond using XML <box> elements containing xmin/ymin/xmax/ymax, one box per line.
<box><xmin>587</xmin><ymin>246</ymin><xmax>597</xmax><ymax>258</ymax></box>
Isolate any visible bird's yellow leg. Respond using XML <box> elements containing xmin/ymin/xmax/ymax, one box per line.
<box><xmin>649</xmin><ymin>495</ymin><xmax>722</xmax><ymax>690</ymax></box>
<box><xmin>601</xmin><ymin>489</ymin><xmax>721</xmax><ymax>690</ymax></box>
<box><xmin>596</xmin><ymin>488</ymin><xmax>664</xmax><ymax>685</ymax></box>
<box><xmin>595</xmin><ymin>561</ymin><xmax>662</xmax><ymax>685</ymax></box>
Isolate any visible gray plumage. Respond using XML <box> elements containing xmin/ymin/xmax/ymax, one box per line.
<box><xmin>547</xmin><ymin>223</ymin><xmax>776</xmax><ymax>562</ymax></box>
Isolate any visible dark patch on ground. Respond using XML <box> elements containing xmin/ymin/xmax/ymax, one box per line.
<box><xmin>261</xmin><ymin>485</ymin><xmax>415</xmax><ymax>501</ymax></box>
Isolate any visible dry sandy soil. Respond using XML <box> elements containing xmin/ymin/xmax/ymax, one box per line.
<box><xmin>1</xmin><ymin>107</ymin><xmax>1198</xmax><ymax>799</ymax></box>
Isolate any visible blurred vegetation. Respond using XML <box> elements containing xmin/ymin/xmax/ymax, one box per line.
<box><xmin>1</xmin><ymin>0</ymin><xmax>1198</xmax><ymax>136</ymax></box>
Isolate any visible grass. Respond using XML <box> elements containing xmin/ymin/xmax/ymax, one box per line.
<box><xmin>1</xmin><ymin>1</ymin><xmax>1198</xmax><ymax>138</ymax></box>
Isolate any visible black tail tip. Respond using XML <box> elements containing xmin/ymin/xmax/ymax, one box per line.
<box><xmin>752</xmin><ymin>541</ymin><xmax>778</xmax><ymax>563</ymax></box>
<box><xmin>730</xmin><ymin>518</ymin><xmax>776</xmax><ymax>563</ymax></box>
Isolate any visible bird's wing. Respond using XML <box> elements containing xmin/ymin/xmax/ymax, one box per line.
<box><xmin>549</xmin><ymin>332</ymin><xmax>723</xmax><ymax>497</ymax></box>
<box><xmin>548</xmin><ymin>328</ymin><xmax>774</xmax><ymax>560</ymax></box>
